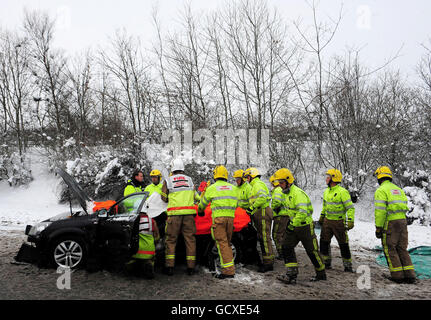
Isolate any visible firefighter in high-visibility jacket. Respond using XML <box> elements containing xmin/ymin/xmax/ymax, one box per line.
<box><xmin>319</xmin><ymin>169</ymin><xmax>355</xmax><ymax>272</ymax></box>
<box><xmin>274</xmin><ymin>168</ymin><xmax>326</xmax><ymax>284</ymax></box>
<box><xmin>244</xmin><ymin>167</ymin><xmax>275</xmax><ymax>273</ymax></box>
<box><xmin>270</xmin><ymin>175</ymin><xmax>289</xmax><ymax>259</ymax></box>
<box><xmin>161</xmin><ymin>158</ymin><xmax>200</xmax><ymax>276</ymax></box>
<box><xmin>233</xmin><ymin>169</ymin><xmax>252</xmax><ymax>210</ymax></box>
<box><xmin>123</xmin><ymin>170</ymin><xmax>144</xmax><ymax>212</ymax></box>
<box><xmin>374</xmin><ymin>166</ymin><xmax>416</xmax><ymax>284</ymax></box>
<box><xmin>144</xmin><ymin>169</ymin><xmax>163</xmax><ymax>196</ymax></box>
<box><xmin>128</xmin><ymin>210</ymin><xmax>160</xmax><ymax>279</ymax></box>
<box><xmin>198</xmin><ymin>165</ymin><xmax>238</xmax><ymax>279</ymax></box>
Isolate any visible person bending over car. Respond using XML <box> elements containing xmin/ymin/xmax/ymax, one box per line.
<box><xmin>127</xmin><ymin>210</ymin><xmax>160</xmax><ymax>279</ymax></box>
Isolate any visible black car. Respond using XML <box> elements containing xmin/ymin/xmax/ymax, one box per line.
<box><xmin>15</xmin><ymin>168</ymin><xmax>260</xmax><ymax>273</ymax></box>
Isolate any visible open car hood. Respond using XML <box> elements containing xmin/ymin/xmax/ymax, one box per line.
<box><xmin>56</xmin><ymin>168</ymin><xmax>92</xmax><ymax>214</ymax></box>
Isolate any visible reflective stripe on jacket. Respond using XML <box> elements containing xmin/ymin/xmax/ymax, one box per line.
<box><xmin>166</xmin><ymin>174</ymin><xmax>200</xmax><ymax>215</ymax></box>
<box><xmin>249</xmin><ymin>177</ymin><xmax>271</xmax><ymax>211</ymax></box>
<box><xmin>132</xmin><ymin>214</ymin><xmax>159</xmax><ymax>260</ymax></box>
<box><xmin>320</xmin><ymin>184</ymin><xmax>355</xmax><ymax>222</ymax></box>
<box><xmin>271</xmin><ymin>186</ymin><xmax>289</xmax><ymax>217</ymax></box>
<box><xmin>284</xmin><ymin>184</ymin><xmax>314</xmax><ymax>227</ymax></box>
<box><xmin>374</xmin><ymin>180</ymin><xmax>409</xmax><ymax>228</ymax></box>
<box><xmin>198</xmin><ymin>180</ymin><xmax>238</xmax><ymax>218</ymax></box>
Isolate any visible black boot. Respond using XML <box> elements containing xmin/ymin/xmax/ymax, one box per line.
<box><xmin>344</xmin><ymin>266</ymin><xmax>354</xmax><ymax>273</ymax></box>
<box><xmin>187</xmin><ymin>268</ymin><xmax>195</xmax><ymax>276</ymax></box>
<box><xmin>214</xmin><ymin>273</ymin><xmax>234</xmax><ymax>280</ymax></box>
<box><xmin>404</xmin><ymin>277</ymin><xmax>417</xmax><ymax>284</ymax></box>
<box><xmin>163</xmin><ymin>267</ymin><xmax>174</xmax><ymax>276</ymax></box>
<box><xmin>258</xmin><ymin>264</ymin><xmax>274</xmax><ymax>273</ymax></box>
<box><xmin>310</xmin><ymin>270</ymin><xmax>327</xmax><ymax>282</ymax></box>
<box><xmin>277</xmin><ymin>274</ymin><xmax>297</xmax><ymax>285</ymax></box>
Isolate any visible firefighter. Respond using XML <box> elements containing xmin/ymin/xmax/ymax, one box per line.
<box><xmin>161</xmin><ymin>158</ymin><xmax>200</xmax><ymax>276</ymax></box>
<box><xmin>198</xmin><ymin>165</ymin><xmax>238</xmax><ymax>279</ymax></box>
<box><xmin>144</xmin><ymin>169</ymin><xmax>163</xmax><ymax>197</ymax></box>
<box><xmin>127</xmin><ymin>209</ymin><xmax>160</xmax><ymax>279</ymax></box>
<box><xmin>274</xmin><ymin>168</ymin><xmax>326</xmax><ymax>284</ymax></box>
<box><xmin>233</xmin><ymin>169</ymin><xmax>252</xmax><ymax>209</ymax></box>
<box><xmin>124</xmin><ymin>169</ymin><xmax>144</xmax><ymax>197</ymax></box>
<box><xmin>374</xmin><ymin>166</ymin><xmax>416</xmax><ymax>284</ymax></box>
<box><xmin>318</xmin><ymin>169</ymin><xmax>355</xmax><ymax>272</ymax></box>
<box><xmin>244</xmin><ymin>167</ymin><xmax>275</xmax><ymax>273</ymax></box>
<box><xmin>270</xmin><ymin>175</ymin><xmax>289</xmax><ymax>260</ymax></box>
<box><xmin>123</xmin><ymin>169</ymin><xmax>144</xmax><ymax>212</ymax></box>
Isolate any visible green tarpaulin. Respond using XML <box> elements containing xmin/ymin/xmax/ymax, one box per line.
<box><xmin>376</xmin><ymin>246</ymin><xmax>431</xmax><ymax>279</ymax></box>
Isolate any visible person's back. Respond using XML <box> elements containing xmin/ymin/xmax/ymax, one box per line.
<box><xmin>374</xmin><ymin>166</ymin><xmax>416</xmax><ymax>284</ymax></box>
<box><xmin>161</xmin><ymin>158</ymin><xmax>200</xmax><ymax>276</ymax></box>
<box><xmin>198</xmin><ymin>166</ymin><xmax>238</xmax><ymax>279</ymax></box>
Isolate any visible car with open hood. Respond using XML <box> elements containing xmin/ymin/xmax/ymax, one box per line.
<box><xmin>15</xmin><ymin>169</ymin><xmax>259</xmax><ymax>273</ymax></box>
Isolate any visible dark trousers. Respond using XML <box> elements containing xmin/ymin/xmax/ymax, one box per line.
<box><xmin>282</xmin><ymin>223</ymin><xmax>325</xmax><ymax>276</ymax></box>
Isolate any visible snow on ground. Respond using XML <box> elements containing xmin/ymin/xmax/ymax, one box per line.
<box><xmin>0</xmin><ymin>151</ymin><xmax>75</xmax><ymax>232</ymax></box>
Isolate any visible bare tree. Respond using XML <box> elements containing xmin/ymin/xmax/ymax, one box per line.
<box><xmin>24</xmin><ymin>10</ymin><xmax>72</xmax><ymax>146</ymax></box>
<box><xmin>0</xmin><ymin>30</ymin><xmax>32</xmax><ymax>158</ymax></box>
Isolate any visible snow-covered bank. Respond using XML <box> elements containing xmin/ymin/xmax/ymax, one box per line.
<box><xmin>0</xmin><ymin>154</ymin><xmax>74</xmax><ymax>231</ymax></box>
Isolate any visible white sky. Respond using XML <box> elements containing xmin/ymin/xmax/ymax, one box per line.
<box><xmin>1</xmin><ymin>0</ymin><xmax>430</xmax><ymax>83</ymax></box>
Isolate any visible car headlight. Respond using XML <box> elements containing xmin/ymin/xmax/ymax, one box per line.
<box><xmin>28</xmin><ymin>222</ymin><xmax>52</xmax><ymax>237</ymax></box>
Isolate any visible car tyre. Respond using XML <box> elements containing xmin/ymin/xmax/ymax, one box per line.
<box><xmin>50</xmin><ymin>235</ymin><xmax>87</xmax><ymax>269</ymax></box>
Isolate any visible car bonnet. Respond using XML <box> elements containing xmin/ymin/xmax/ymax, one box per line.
<box><xmin>56</xmin><ymin>168</ymin><xmax>92</xmax><ymax>214</ymax></box>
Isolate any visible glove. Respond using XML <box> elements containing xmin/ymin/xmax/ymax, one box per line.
<box><xmin>197</xmin><ymin>208</ymin><xmax>205</xmax><ymax>217</ymax></box>
<box><xmin>246</xmin><ymin>207</ymin><xmax>255</xmax><ymax>216</ymax></box>
<box><xmin>318</xmin><ymin>216</ymin><xmax>325</xmax><ymax>226</ymax></box>
<box><xmin>375</xmin><ymin>227</ymin><xmax>383</xmax><ymax>239</ymax></box>
<box><xmin>286</xmin><ymin>222</ymin><xmax>294</xmax><ymax>233</ymax></box>
<box><xmin>347</xmin><ymin>221</ymin><xmax>354</xmax><ymax>230</ymax></box>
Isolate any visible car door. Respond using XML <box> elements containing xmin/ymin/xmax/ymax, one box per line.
<box><xmin>97</xmin><ymin>193</ymin><xmax>149</xmax><ymax>266</ymax></box>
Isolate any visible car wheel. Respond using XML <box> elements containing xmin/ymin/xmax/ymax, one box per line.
<box><xmin>50</xmin><ymin>236</ymin><xmax>87</xmax><ymax>269</ymax></box>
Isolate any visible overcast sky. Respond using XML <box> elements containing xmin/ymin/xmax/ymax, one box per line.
<box><xmin>1</xmin><ymin>0</ymin><xmax>430</xmax><ymax>83</ymax></box>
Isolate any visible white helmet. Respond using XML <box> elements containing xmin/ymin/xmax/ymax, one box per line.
<box><xmin>171</xmin><ymin>158</ymin><xmax>185</xmax><ymax>172</ymax></box>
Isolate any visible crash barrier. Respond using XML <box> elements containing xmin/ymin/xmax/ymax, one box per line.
<box><xmin>195</xmin><ymin>205</ymin><xmax>251</xmax><ymax>235</ymax></box>
<box><xmin>375</xmin><ymin>246</ymin><xmax>431</xmax><ymax>279</ymax></box>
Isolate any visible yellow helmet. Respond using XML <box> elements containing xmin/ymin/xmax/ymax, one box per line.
<box><xmin>269</xmin><ymin>175</ymin><xmax>279</xmax><ymax>186</ymax></box>
<box><xmin>233</xmin><ymin>169</ymin><xmax>245</xmax><ymax>179</ymax></box>
<box><xmin>150</xmin><ymin>169</ymin><xmax>162</xmax><ymax>177</ymax></box>
<box><xmin>213</xmin><ymin>165</ymin><xmax>229</xmax><ymax>180</ymax></box>
<box><xmin>374</xmin><ymin>166</ymin><xmax>392</xmax><ymax>180</ymax></box>
<box><xmin>244</xmin><ymin>167</ymin><xmax>260</xmax><ymax>179</ymax></box>
<box><xmin>326</xmin><ymin>169</ymin><xmax>342</xmax><ymax>183</ymax></box>
<box><xmin>274</xmin><ymin>168</ymin><xmax>295</xmax><ymax>184</ymax></box>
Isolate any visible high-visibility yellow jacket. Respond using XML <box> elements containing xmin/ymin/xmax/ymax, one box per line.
<box><xmin>132</xmin><ymin>214</ymin><xmax>160</xmax><ymax>260</ymax></box>
<box><xmin>248</xmin><ymin>177</ymin><xmax>271</xmax><ymax>214</ymax></box>
<box><xmin>165</xmin><ymin>174</ymin><xmax>200</xmax><ymax>216</ymax></box>
<box><xmin>236</xmin><ymin>182</ymin><xmax>252</xmax><ymax>209</ymax></box>
<box><xmin>374</xmin><ymin>180</ymin><xmax>409</xmax><ymax>229</ymax></box>
<box><xmin>320</xmin><ymin>184</ymin><xmax>355</xmax><ymax>222</ymax></box>
<box><xmin>123</xmin><ymin>179</ymin><xmax>143</xmax><ymax>212</ymax></box>
<box><xmin>198</xmin><ymin>180</ymin><xmax>238</xmax><ymax>218</ymax></box>
<box><xmin>144</xmin><ymin>183</ymin><xmax>163</xmax><ymax>197</ymax></box>
<box><xmin>284</xmin><ymin>184</ymin><xmax>314</xmax><ymax>227</ymax></box>
<box><xmin>124</xmin><ymin>179</ymin><xmax>143</xmax><ymax>197</ymax></box>
<box><xmin>271</xmin><ymin>186</ymin><xmax>289</xmax><ymax>217</ymax></box>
